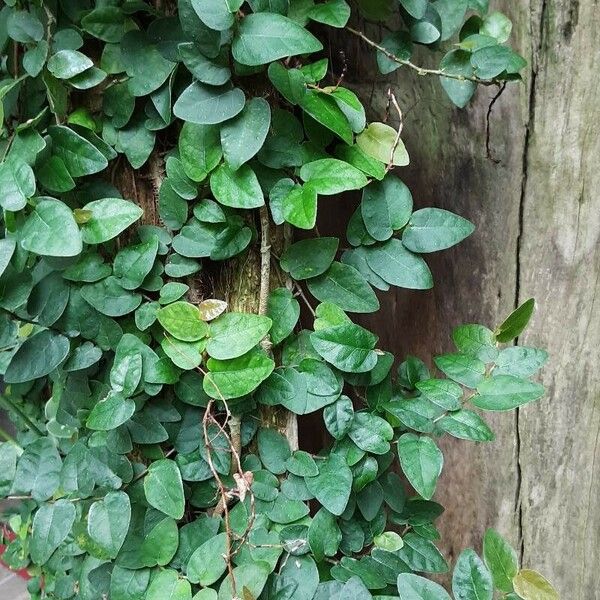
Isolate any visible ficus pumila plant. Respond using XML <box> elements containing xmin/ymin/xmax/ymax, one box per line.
<box><xmin>0</xmin><ymin>0</ymin><xmax>558</xmax><ymax>599</ymax></box>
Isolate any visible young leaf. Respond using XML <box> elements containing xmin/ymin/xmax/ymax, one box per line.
<box><xmin>356</xmin><ymin>122</ymin><xmax>409</xmax><ymax>166</ymax></box>
<box><xmin>157</xmin><ymin>301</ymin><xmax>209</xmax><ymax>342</ymax></box>
<box><xmin>397</xmin><ymin>433</ymin><xmax>443</xmax><ymax>500</ymax></box>
<box><xmin>513</xmin><ymin>570</ymin><xmax>559</xmax><ymax>600</ymax></box>
<box><xmin>206</xmin><ymin>312</ymin><xmax>272</xmax><ymax>359</ymax></box>
<box><xmin>483</xmin><ymin>528</ymin><xmax>519</xmax><ymax>593</ymax></box>
<box><xmin>300</xmin><ymin>158</ymin><xmax>368</xmax><ymax>195</ymax></box>
<box><xmin>495</xmin><ymin>298</ymin><xmax>535</xmax><ymax>342</ymax></box>
<box><xmin>81</xmin><ymin>198</ymin><xmax>143</xmax><ymax>244</ymax></box>
<box><xmin>87</xmin><ymin>392</ymin><xmax>136</xmax><ymax>431</ymax></box>
<box><xmin>452</xmin><ymin>549</ymin><xmax>493</xmax><ymax>600</ymax></box>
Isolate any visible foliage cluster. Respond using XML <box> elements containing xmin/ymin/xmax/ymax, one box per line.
<box><xmin>0</xmin><ymin>0</ymin><xmax>557</xmax><ymax>599</ymax></box>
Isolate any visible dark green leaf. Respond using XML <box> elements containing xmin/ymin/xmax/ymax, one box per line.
<box><xmin>495</xmin><ymin>298</ymin><xmax>535</xmax><ymax>342</ymax></box>
<box><xmin>305</xmin><ymin>453</ymin><xmax>352</xmax><ymax>516</ymax></box>
<box><xmin>30</xmin><ymin>500</ymin><xmax>76</xmax><ymax>565</ymax></box>
<box><xmin>397</xmin><ymin>434</ymin><xmax>443</xmax><ymax>500</ymax></box>
<box><xmin>402</xmin><ymin>208</ymin><xmax>475</xmax><ymax>253</ymax></box>
<box><xmin>174</xmin><ymin>82</ymin><xmax>245</xmax><ymax>125</ymax></box>
<box><xmin>144</xmin><ymin>459</ymin><xmax>185</xmax><ymax>520</ymax></box>
<box><xmin>472</xmin><ymin>375</ymin><xmax>544</xmax><ymax>411</ymax></box>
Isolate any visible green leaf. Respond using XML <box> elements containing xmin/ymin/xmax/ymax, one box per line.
<box><xmin>144</xmin><ymin>459</ymin><xmax>185</xmax><ymax>520</ymax></box>
<box><xmin>87</xmin><ymin>391</ymin><xmax>135</xmax><ymax>430</ymax></box>
<box><xmin>374</xmin><ymin>531</ymin><xmax>404</xmax><ymax>552</ymax></box>
<box><xmin>356</xmin><ymin>122</ymin><xmax>409</xmax><ymax>166</ymax></box>
<box><xmin>204</xmin><ymin>347</ymin><xmax>275</xmax><ymax>399</ymax></box>
<box><xmin>87</xmin><ymin>491</ymin><xmax>131</xmax><ymax>559</ymax></box>
<box><xmin>472</xmin><ymin>375</ymin><xmax>544</xmax><ymax>411</ymax></box>
<box><xmin>480</xmin><ymin>11</ymin><xmax>512</xmax><ymax>43</ymax></box>
<box><xmin>110</xmin><ymin>566</ymin><xmax>151</xmax><ymax>600</ymax></box>
<box><xmin>452</xmin><ymin>324</ymin><xmax>498</xmax><ymax>362</ymax></box>
<box><xmin>30</xmin><ymin>500</ymin><xmax>76</xmax><ymax>565</ymax></box>
<box><xmin>268</xmin><ymin>62</ymin><xmax>307</xmax><ymax>105</ymax></box>
<box><xmin>147</xmin><ymin>569</ymin><xmax>192</xmax><ymax>600</ymax></box>
<box><xmin>495</xmin><ymin>298</ymin><xmax>535</xmax><ymax>342</ymax></box>
<box><xmin>174</xmin><ymin>82</ymin><xmax>245</xmax><ymax>125</ymax></box>
<box><xmin>397</xmin><ymin>573</ymin><xmax>451</xmax><ymax>600</ymax></box>
<box><xmin>513</xmin><ymin>570</ymin><xmax>559</xmax><ymax>600</ymax></box>
<box><xmin>323</xmin><ymin>396</ymin><xmax>354</xmax><ymax>439</ymax></box>
<box><xmin>217</xmin><ymin>562</ymin><xmax>271</xmax><ymax>600</ymax></box>
<box><xmin>161</xmin><ymin>335</ymin><xmax>204</xmax><ymax>370</ymax></box>
<box><xmin>232</xmin><ymin>13</ymin><xmax>323</xmax><ymax>66</ymax></box>
<box><xmin>482</xmin><ymin>528</ymin><xmax>518</xmax><ymax>593</ymax></box>
<box><xmin>471</xmin><ymin>45</ymin><xmax>525</xmax><ymax>79</ymax></box>
<box><xmin>307</xmin><ymin>262</ymin><xmax>379</xmax><ymax>314</ymax></box>
<box><xmin>221</xmin><ymin>97</ymin><xmax>271</xmax><ymax>170</ymax></box>
<box><xmin>305</xmin><ymin>453</ymin><xmax>352</xmax><ymax>516</ymax></box>
<box><xmin>0</xmin><ymin>159</ymin><xmax>36</xmax><ymax>210</ymax></box>
<box><xmin>280</xmin><ymin>237</ymin><xmax>339</xmax><ymax>280</ymax></box>
<box><xmin>47</xmin><ymin>50</ymin><xmax>93</xmax><ymax>79</ymax></box>
<box><xmin>377</xmin><ymin>31</ymin><xmax>413</xmax><ymax>74</ymax></box>
<box><xmin>157</xmin><ymin>301</ymin><xmax>209</xmax><ymax>342</ymax></box>
<box><xmin>191</xmin><ymin>0</ymin><xmax>235</xmax><ymax>30</ymax></box>
<box><xmin>361</xmin><ymin>175</ymin><xmax>412</xmax><ymax>241</ymax></box>
<box><xmin>440</xmin><ymin>50</ymin><xmax>477</xmax><ymax>108</ymax></box>
<box><xmin>494</xmin><ymin>346</ymin><xmax>548</xmax><ymax>377</ymax></box>
<box><xmin>5</xmin><ymin>330</ymin><xmax>70</xmax><ymax>383</ymax></box>
<box><xmin>267</xmin><ymin>288</ymin><xmax>300</xmax><ymax>345</ymax></box>
<box><xmin>300</xmin><ymin>158</ymin><xmax>368</xmax><ymax>195</ymax></box>
<box><xmin>258</xmin><ymin>427</ymin><xmax>291</xmax><ymax>475</ymax></box>
<box><xmin>286</xmin><ymin>450</ymin><xmax>319</xmax><ymax>477</ymax></box>
<box><xmin>416</xmin><ymin>379</ymin><xmax>463</xmax><ymax>410</ymax></box>
<box><xmin>349</xmin><ymin>412</ymin><xmax>394</xmax><ymax>454</ymax></box>
<box><xmin>398</xmin><ymin>533</ymin><xmax>448</xmax><ymax>573</ymax></box>
<box><xmin>365</xmin><ymin>239</ymin><xmax>433</xmax><ymax>290</ymax></box>
<box><xmin>81</xmin><ymin>6</ymin><xmax>126</xmax><ymax>43</ymax></box>
<box><xmin>48</xmin><ymin>125</ymin><xmax>108</xmax><ymax>177</ymax></box>
<box><xmin>7</xmin><ymin>10</ymin><xmax>44</xmax><ymax>43</ymax></box>
<box><xmin>80</xmin><ymin>276</ymin><xmax>142</xmax><ymax>317</ymax></box>
<box><xmin>397</xmin><ymin>433</ymin><xmax>443</xmax><ymax>500</ymax></box>
<box><xmin>311</xmin><ymin>323</ymin><xmax>378</xmax><ymax>373</ymax></box>
<box><xmin>81</xmin><ymin>197</ymin><xmax>143</xmax><ymax>244</ymax></box>
<box><xmin>178</xmin><ymin>42</ymin><xmax>231</xmax><ymax>86</ymax></box>
<box><xmin>281</xmin><ymin>183</ymin><xmax>318</xmax><ymax>229</ymax></box>
<box><xmin>308</xmin><ymin>0</ymin><xmax>351</xmax><ymax>27</ymax></box>
<box><xmin>20</xmin><ymin>199</ymin><xmax>82</xmax><ymax>257</ymax></box>
<box><xmin>11</xmin><ymin>438</ymin><xmax>61</xmax><ymax>502</ymax></box>
<box><xmin>452</xmin><ymin>549</ymin><xmax>493</xmax><ymax>600</ymax></box>
<box><xmin>437</xmin><ymin>410</ymin><xmax>495</xmax><ymax>442</ymax></box>
<box><xmin>300</xmin><ymin>90</ymin><xmax>353</xmax><ymax>144</ymax></box>
<box><xmin>113</xmin><ymin>239</ymin><xmax>159</xmax><ymax>290</ymax></box>
<box><xmin>207</xmin><ymin>312</ymin><xmax>272</xmax><ymax>359</ymax></box>
<box><xmin>210</xmin><ymin>163</ymin><xmax>264</xmax><ymax>208</ymax></box>
<box><xmin>187</xmin><ymin>533</ymin><xmax>228</xmax><ymax>585</ymax></box>
<box><xmin>400</xmin><ymin>0</ymin><xmax>428</xmax><ymax>18</ymax></box>
<box><xmin>0</xmin><ymin>239</ymin><xmax>16</xmax><ymax>277</ymax></box>
<box><xmin>434</xmin><ymin>353</ymin><xmax>486</xmax><ymax>388</ymax></box>
<box><xmin>179</xmin><ymin>122</ymin><xmax>222</xmax><ymax>182</ymax></box>
<box><xmin>37</xmin><ymin>155</ymin><xmax>75</xmax><ymax>192</ymax></box>
<box><xmin>308</xmin><ymin>508</ymin><xmax>341</xmax><ymax>561</ymax></box>
<box><xmin>402</xmin><ymin>208</ymin><xmax>475</xmax><ymax>253</ymax></box>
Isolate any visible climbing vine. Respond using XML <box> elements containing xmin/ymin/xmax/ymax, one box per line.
<box><xmin>0</xmin><ymin>1</ymin><xmax>557</xmax><ymax>599</ymax></box>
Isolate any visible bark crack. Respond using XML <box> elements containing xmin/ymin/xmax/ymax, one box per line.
<box><xmin>514</xmin><ymin>0</ymin><xmax>549</xmax><ymax>564</ymax></box>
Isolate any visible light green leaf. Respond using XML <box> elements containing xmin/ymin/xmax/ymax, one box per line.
<box><xmin>300</xmin><ymin>158</ymin><xmax>368</xmax><ymax>195</ymax></box>
<box><xmin>472</xmin><ymin>375</ymin><xmax>544</xmax><ymax>411</ymax></box>
<box><xmin>20</xmin><ymin>199</ymin><xmax>82</xmax><ymax>257</ymax></box>
<box><xmin>482</xmin><ymin>528</ymin><xmax>518</xmax><ymax>593</ymax></box>
<box><xmin>349</xmin><ymin>412</ymin><xmax>394</xmax><ymax>454</ymax></box>
<box><xmin>174</xmin><ymin>82</ymin><xmax>245</xmax><ymax>125</ymax></box>
<box><xmin>398</xmin><ymin>533</ymin><xmax>448</xmax><ymax>573</ymax></box>
<box><xmin>437</xmin><ymin>410</ymin><xmax>495</xmax><ymax>442</ymax></box>
<box><xmin>434</xmin><ymin>352</ymin><xmax>486</xmax><ymax>388</ymax></box>
<box><xmin>80</xmin><ymin>197</ymin><xmax>143</xmax><ymax>244</ymax></box>
<box><xmin>80</xmin><ymin>276</ymin><xmax>142</xmax><ymax>317</ymax></box>
<box><xmin>356</xmin><ymin>122</ymin><xmax>409</xmax><ymax>166</ymax></box>
<box><xmin>480</xmin><ymin>11</ymin><xmax>512</xmax><ymax>42</ymax></box>
<box><xmin>397</xmin><ymin>433</ymin><xmax>443</xmax><ymax>500</ymax></box>
<box><xmin>87</xmin><ymin>491</ymin><xmax>131</xmax><ymax>559</ymax></box>
<box><xmin>187</xmin><ymin>533</ymin><xmax>228</xmax><ymax>585</ymax></box>
<box><xmin>161</xmin><ymin>335</ymin><xmax>204</xmax><ymax>370</ymax></box>
<box><xmin>0</xmin><ymin>239</ymin><xmax>16</xmax><ymax>277</ymax></box>
<box><xmin>305</xmin><ymin>453</ymin><xmax>352</xmax><ymax>516</ymax></box>
<box><xmin>300</xmin><ymin>90</ymin><xmax>353</xmax><ymax>144</ymax></box>
<box><xmin>87</xmin><ymin>391</ymin><xmax>135</xmax><ymax>430</ymax></box>
<box><xmin>11</xmin><ymin>438</ymin><xmax>61</xmax><ymax>502</ymax></box>
<box><xmin>210</xmin><ymin>163</ymin><xmax>264</xmax><ymax>208</ymax></box>
<box><xmin>220</xmin><ymin>97</ymin><xmax>271</xmax><ymax>170</ymax></box>
<box><xmin>48</xmin><ymin>125</ymin><xmax>108</xmax><ymax>177</ymax></box>
<box><xmin>280</xmin><ymin>237</ymin><xmax>339</xmax><ymax>280</ymax></box>
<box><xmin>204</xmin><ymin>347</ymin><xmax>275</xmax><ymax>399</ymax></box>
<box><xmin>267</xmin><ymin>288</ymin><xmax>300</xmax><ymax>345</ymax></box>
<box><xmin>4</xmin><ymin>330</ymin><xmax>70</xmax><ymax>383</ymax></box>
<box><xmin>207</xmin><ymin>312</ymin><xmax>272</xmax><ymax>359</ymax></box>
<box><xmin>0</xmin><ymin>160</ymin><xmax>35</xmax><ymax>211</ymax></box>
<box><xmin>308</xmin><ymin>0</ymin><xmax>351</xmax><ymax>27</ymax></box>
<box><xmin>402</xmin><ymin>208</ymin><xmax>475</xmax><ymax>253</ymax></box>
<box><xmin>144</xmin><ymin>459</ymin><xmax>185</xmax><ymax>520</ymax></box>
<box><xmin>232</xmin><ymin>13</ymin><xmax>323</xmax><ymax>66</ymax></box>
<box><xmin>179</xmin><ymin>122</ymin><xmax>222</xmax><ymax>182</ymax></box>
<box><xmin>307</xmin><ymin>262</ymin><xmax>379</xmax><ymax>313</ymax></box>
<box><xmin>30</xmin><ymin>500</ymin><xmax>76</xmax><ymax>565</ymax></box>
<box><xmin>374</xmin><ymin>531</ymin><xmax>404</xmax><ymax>552</ymax></box>
<box><xmin>281</xmin><ymin>183</ymin><xmax>318</xmax><ymax>229</ymax></box>
<box><xmin>416</xmin><ymin>378</ymin><xmax>462</xmax><ymax>410</ymax></box>
<box><xmin>217</xmin><ymin>562</ymin><xmax>271</xmax><ymax>600</ymax></box>
<box><xmin>495</xmin><ymin>298</ymin><xmax>535</xmax><ymax>342</ymax></box>
<box><xmin>452</xmin><ymin>324</ymin><xmax>498</xmax><ymax>362</ymax></box>
<box><xmin>147</xmin><ymin>569</ymin><xmax>192</xmax><ymax>600</ymax></box>
<box><xmin>513</xmin><ymin>570</ymin><xmax>559</xmax><ymax>600</ymax></box>
<box><xmin>157</xmin><ymin>301</ymin><xmax>209</xmax><ymax>342</ymax></box>
<box><xmin>494</xmin><ymin>346</ymin><xmax>548</xmax><ymax>377</ymax></box>
<box><xmin>47</xmin><ymin>50</ymin><xmax>93</xmax><ymax>79</ymax></box>
<box><xmin>452</xmin><ymin>549</ymin><xmax>493</xmax><ymax>600</ymax></box>
<box><xmin>397</xmin><ymin>573</ymin><xmax>451</xmax><ymax>600</ymax></box>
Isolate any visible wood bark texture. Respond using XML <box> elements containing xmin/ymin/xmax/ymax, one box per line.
<box><xmin>324</xmin><ymin>1</ymin><xmax>599</xmax><ymax>595</ymax></box>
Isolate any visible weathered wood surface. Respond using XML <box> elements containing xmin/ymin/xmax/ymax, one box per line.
<box><xmin>325</xmin><ymin>1</ymin><xmax>599</xmax><ymax>595</ymax></box>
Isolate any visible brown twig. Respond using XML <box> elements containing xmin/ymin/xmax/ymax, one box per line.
<box><xmin>385</xmin><ymin>89</ymin><xmax>404</xmax><ymax>174</ymax></box>
<box><xmin>485</xmin><ymin>82</ymin><xmax>507</xmax><ymax>163</ymax></box>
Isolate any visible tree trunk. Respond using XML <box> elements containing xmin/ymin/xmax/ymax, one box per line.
<box><xmin>325</xmin><ymin>1</ymin><xmax>599</xmax><ymax>595</ymax></box>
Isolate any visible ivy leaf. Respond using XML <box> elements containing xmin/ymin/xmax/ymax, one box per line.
<box><xmin>144</xmin><ymin>459</ymin><xmax>185</xmax><ymax>520</ymax></box>
<box><xmin>220</xmin><ymin>97</ymin><xmax>271</xmax><ymax>170</ymax></box>
<box><xmin>482</xmin><ymin>528</ymin><xmax>519</xmax><ymax>593</ymax></box>
<box><xmin>494</xmin><ymin>346</ymin><xmax>548</xmax><ymax>377</ymax></box>
<box><xmin>349</xmin><ymin>412</ymin><xmax>394</xmax><ymax>454</ymax></box>
<box><xmin>300</xmin><ymin>158</ymin><xmax>368</xmax><ymax>195</ymax></box>
<box><xmin>472</xmin><ymin>375</ymin><xmax>545</xmax><ymax>411</ymax></box>
<box><xmin>187</xmin><ymin>532</ymin><xmax>228</xmax><ymax>585</ymax></box>
<box><xmin>356</xmin><ymin>122</ymin><xmax>409</xmax><ymax>166</ymax></box>
<box><xmin>81</xmin><ymin>6</ymin><xmax>126</xmax><ymax>43</ymax></box>
<box><xmin>398</xmin><ymin>533</ymin><xmax>448</xmax><ymax>573</ymax></box>
<box><xmin>452</xmin><ymin>549</ymin><xmax>494</xmax><ymax>600</ymax></box>
<box><xmin>87</xmin><ymin>491</ymin><xmax>131</xmax><ymax>559</ymax></box>
<box><xmin>495</xmin><ymin>298</ymin><xmax>535</xmax><ymax>342</ymax></box>
<box><xmin>80</xmin><ymin>276</ymin><xmax>142</xmax><ymax>317</ymax></box>
<box><xmin>452</xmin><ymin>324</ymin><xmax>498</xmax><ymax>362</ymax></box>
<box><xmin>416</xmin><ymin>379</ymin><xmax>463</xmax><ymax>411</ymax></box>
<box><xmin>5</xmin><ymin>330</ymin><xmax>70</xmax><ymax>384</ymax></box>
<box><xmin>361</xmin><ymin>175</ymin><xmax>413</xmax><ymax>241</ymax></box>
<box><xmin>20</xmin><ymin>199</ymin><xmax>82</xmax><ymax>257</ymax></box>
<box><xmin>146</xmin><ymin>569</ymin><xmax>192</xmax><ymax>600</ymax></box>
<box><xmin>110</xmin><ymin>566</ymin><xmax>151</xmax><ymax>600</ymax></box>
<box><xmin>310</xmin><ymin>323</ymin><xmax>378</xmax><ymax>373</ymax></box>
<box><xmin>7</xmin><ymin>10</ymin><xmax>44</xmax><ymax>43</ymax></box>
<box><xmin>173</xmin><ymin>82</ymin><xmax>245</xmax><ymax>125</ymax></box>
<box><xmin>440</xmin><ymin>50</ymin><xmax>477</xmax><ymax>108</ymax></box>
<box><xmin>207</xmin><ymin>313</ymin><xmax>272</xmax><ymax>360</ymax></box>
<box><xmin>161</xmin><ymin>335</ymin><xmax>204</xmax><ymax>370</ymax></box>
<box><xmin>397</xmin><ymin>433</ymin><xmax>443</xmax><ymax>500</ymax></box>
<box><xmin>281</xmin><ymin>184</ymin><xmax>318</xmax><ymax>229</ymax></box>
<box><xmin>308</xmin><ymin>508</ymin><xmax>341</xmax><ymax>561</ymax></box>
<box><xmin>47</xmin><ymin>50</ymin><xmax>93</xmax><ymax>79</ymax></box>
<box><xmin>232</xmin><ymin>13</ymin><xmax>323</xmax><ymax>66</ymax></box>
<box><xmin>437</xmin><ymin>410</ymin><xmax>495</xmax><ymax>442</ymax></box>
<box><xmin>397</xmin><ymin>573</ymin><xmax>451</xmax><ymax>600</ymax></box>
<box><xmin>323</xmin><ymin>396</ymin><xmax>354</xmax><ymax>439</ymax></box>
<box><xmin>402</xmin><ymin>208</ymin><xmax>475</xmax><ymax>253</ymax></box>
<box><xmin>217</xmin><ymin>562</ymin><xmax>271</xmax><ymax>600</ymax></box>
<box><xmin>30</xmin><ymin>500</ymin><xmax>76</xmax><ymax>565</ymax></box>
<box><xmin>305</xmin><ymin>454</ymin><xmax>352</xmax><ymax>516</ymax></box>
<box><xmin>113</xmin><ymin>239</ymin><xmax>159</xmax><ymax>290</ymax></box>
<box><xmin>513</xmin><ymin>570</ymin><xmax>559</xmax><ymax>600</ymax></box>
<box><xmin>365</xmin><ymin>239</ymin><xmax>433</xmax><ymax>290</ymax></box>
<box><xmin>267</xmin><ymin>288</ymin><xmax>300</xmax><ymax>345</ymax></box>
<box><xmin>80</xmin><ymin>197</ymin><xmax>143</xmax><ymax>244</ymax></box>
<box><xmin>198</xmin><ymin>299</ymin><xmax>228</xmax><ymax>321</ymax></box>
<box><xmin>0</xmin><ymin>239</ymin><xmax>16</xmax><ymax>277</ymax></box>
<box><xmin>307</xmin><ymin>262</ymin><xmax>379</xmax><ymax>314</ymax></box>
<box><xmin>48</xmin><ymin>125</ymin><xmax>108</xmax><ymax>177</ymax></box>
<box><xmin>300</xmin><ymin>90</ymin><xmax>353</xmax><ymax>144</ymax></box>
<box><xmin>191</xmin><ymin>0</ymin><xmax>235</xmax><ymax>30</ymax></box>
<box><xmin>0</xmin><ymin>159</ymin><xmax>36</xmax><ymax>211</ymax></box>
<box><xmin>178</xmin><ymin>42</ymin><xmax>231</xmax><ymax>86</ymax></box>
<box><xmin>203</xmin><ymin>348</ymin><xmax>275</xmax><ymax>399</ymax></box>
<box><xmin>87</xmin><ymin>391</ymin><xmax>136</xmax><ymax>430</ymax></box>
<box><xmin>210</xmin><ymin>163</ymin><xmax>264</xmax><ymax>208</ymax></box>
<box><xmin>308</xmin><ymin>0</ymin><xmax>351</xmax><ymax>28</ymax></box>
<box><xmin>179</xmin><ymin>122</ymin><xmax>222</xmax><ymax>182</ymax></box>
<box><xmin>280</xmin><ymin>237</ymin><xmax>339</xmax><ymax>280</ymax></box>
<box><xmin>258</xmin><ymin>428</ymin><xmax>291</xmax><ymax>475</ymax></box>
<box><xmin>434</xmin><ymin>352</ymin><xmax>486</xmax><ymax>388</ymax></box>
<box><xmin>157</xmin><ymin>301</ymin><xmax>209</xmax><ymax>342</ymax></box>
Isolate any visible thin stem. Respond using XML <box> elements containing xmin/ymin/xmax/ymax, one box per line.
<box><xmin>258</xmin><ymin>206</ymin><xmax>271</xmax><ymax>318</ymax></box>
<box><xmin>346</xmin><ymin>26</ymin><xmax>496</xmax><ymax>86</ymax></box>
<box><xmin>0</xmin><ymin>395</ymin><xmax>45</xmax><ymax>437</ymax></box>
<box><xmin>294</xmin><ymin>284</ymin><xmax>316</xmax><ymax>317</ymax></box>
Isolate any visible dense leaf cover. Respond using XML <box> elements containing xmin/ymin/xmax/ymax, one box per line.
<box><xmin>0</xmin><ymin>1</ymin><xmax>557</xmax><ymax>599</ymax></box>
